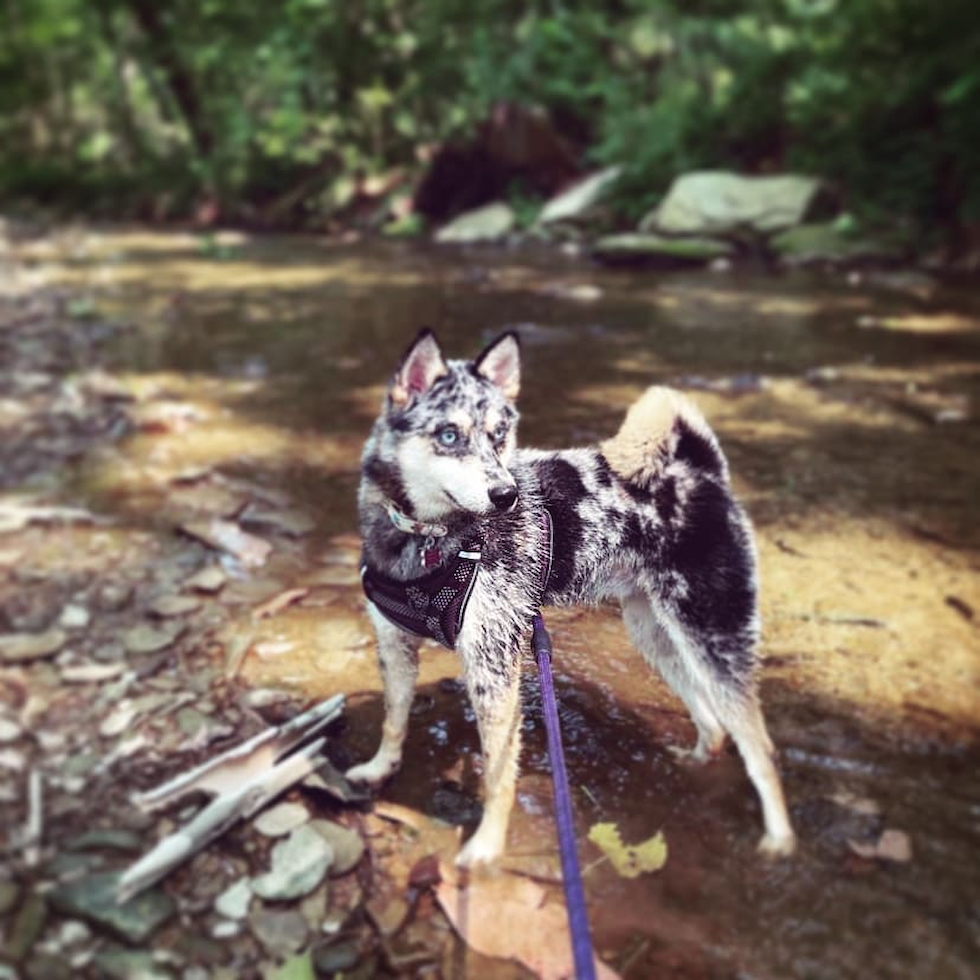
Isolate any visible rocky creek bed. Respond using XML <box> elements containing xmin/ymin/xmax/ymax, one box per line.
<box><xmin>0</xmin><ymin>225</ymin><xmax>978</xmax><ymax>979</ymax></box>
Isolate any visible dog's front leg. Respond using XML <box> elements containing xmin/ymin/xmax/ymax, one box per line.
<box><xmin>346</xmin><ymin>604</ymin><xmax>421</xmax><ymax>786</ymax></box>
<box><xmin>455</xmin><ymin>643</ymin><xmax>523</xmax><ymax>868</ymax></box>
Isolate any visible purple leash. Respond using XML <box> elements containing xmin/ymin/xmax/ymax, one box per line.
<box><xmin>533</xmin><ymin>613</ymin><xmax>597</xmax><ymax>980</ymax></box>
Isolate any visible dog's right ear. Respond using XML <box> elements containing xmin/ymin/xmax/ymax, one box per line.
<box><xmin>390</xmin><ymin>328</ymin><xmax>447</xmax><ymax>408</ymax></box>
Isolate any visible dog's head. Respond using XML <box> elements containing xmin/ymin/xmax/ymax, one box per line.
<box><xmin>369</xmin><ymin>329</ymin><xmax>521</xmax><ymax>521</ymax></box>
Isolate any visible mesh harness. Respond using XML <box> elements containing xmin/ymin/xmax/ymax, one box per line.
<box><xmin>360</xmin><ymin>509</ymin><xmax>553</xmax><ymax>650</ymax></box>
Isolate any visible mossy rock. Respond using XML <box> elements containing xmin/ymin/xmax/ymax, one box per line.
<box><xmin>591</xmin><ymin>232</ymin><xmax>734</xmax><ymax>266</ymax></box>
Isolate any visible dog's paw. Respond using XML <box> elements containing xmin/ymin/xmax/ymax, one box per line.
<box><xmin>345</xmin><ymin>755</ymin><xmax>398</xmax><ymax>787</ymax></box>
<box><xmin>757</xmin><ymin>831</ymin><xmax>797</xmax><ymax>859</ymax></box>
<box><xmin>455</xmin><ymin>832</ymin><xmax>504</xmax><ymax>869</ymax></box>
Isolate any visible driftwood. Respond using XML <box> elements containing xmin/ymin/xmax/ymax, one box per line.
<box><xmin>116</xmin><ymin>694</ymin><xmax>345</xmax><ymax>903</ymax></box>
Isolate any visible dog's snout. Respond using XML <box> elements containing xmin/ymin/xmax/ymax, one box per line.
<box><xmin>488</xmin><ymin>484</ymin><xmax>518</xmax><ymax>512</ymax></box>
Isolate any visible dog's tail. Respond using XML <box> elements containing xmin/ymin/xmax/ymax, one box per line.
<box><xmin>599</xmin><ymin>386</ymin><xmax>728</xmax><ymax>487</ymax></box>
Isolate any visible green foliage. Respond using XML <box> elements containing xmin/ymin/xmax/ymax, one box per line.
<box><xmin>0</xmin><ymin>0</ymin><xmax>978</xmax><ymax>237</ymax></box>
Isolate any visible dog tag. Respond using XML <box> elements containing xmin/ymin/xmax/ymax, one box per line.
<box><xmin>420</xmin><ymin>537</ymin><xmax>441</xmax><ymax>568</ymax></box>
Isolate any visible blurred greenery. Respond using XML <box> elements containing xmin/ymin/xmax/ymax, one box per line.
<box><xmin>1</xmin><ymin>0</ymin><xmax>978</xmax><ymax>241</ymax></box>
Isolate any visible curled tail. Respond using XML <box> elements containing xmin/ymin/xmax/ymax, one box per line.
<box><xmin>600</xmin><ymin>386</ymin><xmax>729</xmax><ymax>488</ymax></box>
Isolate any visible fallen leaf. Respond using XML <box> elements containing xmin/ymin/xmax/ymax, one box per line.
<box><xmin>180</xmin><ymin>518</ymin><xmax>272</xmax><ymax>568</ymax></box>
<box><xmin>436</xmin><ymin>861</ymin><xmax>619</xmax><ymax>980</ymax></box>
<box><xmin>587</xmin><ymin>822</ymin><xmax>667</xmax><ymax>878</ymax></box>
<box><xmin>253</xmin><ymin>588</ymin><xmax>309</xmax><ymax>621</ymax></box>
<box><xmin>848</xmin><ymin>828</ymin><xmax>912</xmax><ymax>863</ymax></box>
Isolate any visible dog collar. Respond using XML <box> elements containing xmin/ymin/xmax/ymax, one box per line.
<box><xmin>383</xmin><ymin>501</ymin><xmax>448</xmax><ymax>539</ymax></box>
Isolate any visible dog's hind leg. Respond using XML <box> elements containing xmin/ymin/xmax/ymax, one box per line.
<box><xmin>455</xmin><ymin>644</ymin><xmax>524</xmax><ymax>868</ymax></box>
<box><xmin>346</xmin><ymin>604</ymin><xmax>421</xmax><ymax>786</ymax></box>
<box><xmin>622</xmin><ymin>593</ymin><xmax>725</xmax><ymax>762</ymax></box>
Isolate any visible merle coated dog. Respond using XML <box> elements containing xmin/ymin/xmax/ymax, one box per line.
<box><xmin>349</xmin><ymin>329</ymin><xmax>796</xmax><ymax>867</ymax></box>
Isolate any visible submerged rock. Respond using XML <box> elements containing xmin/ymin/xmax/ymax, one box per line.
<box><xmin>248</xmin><ymin>907</ymin><xmax>309</xmax><ymax>956</ymax></box>
<box><xmin>591</xmin><ymin>232</ymin><xmax>734</xmax><ymax>266</ymax></box>
<box><xmin>49</xmin><ymin>871</ymin><xmax>175</xmax><ymax>943</ymax></box>
<box><xmin>643</xmin><ymin>171</ymin><xmax>823</xmax><ymax>236</ymax></box>
<box><xmin>771</xmin><ymin>222</ymin><xmax>903</xmax><ymax>264</ymax></box>
<box><xmin>435</xmin><ymin>202</ymin><xmax>515</xmax><ymax>244</ymax></box>
<box><xmin>251</xmin><ymin>825</ymin><xmax>333</xmax><ymax>900</ymax></box>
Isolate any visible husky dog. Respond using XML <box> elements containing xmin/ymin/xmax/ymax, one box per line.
<box><xmin>349</xmin><ymin>329</ymin><xmax>796</xmax><ymax>867</ymax></box>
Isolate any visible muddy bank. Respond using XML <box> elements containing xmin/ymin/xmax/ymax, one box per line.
<box><xmin>0</xmin><ymin>226</ymin><xmax>978</xmax><ymax>978</ymax></box>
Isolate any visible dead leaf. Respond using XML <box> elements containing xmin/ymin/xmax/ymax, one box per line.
<box><xmin>253</xmin><ymin>588</ymin><xmax>309</xmax><ymax>621</ymax></box>
<box><xmin>848</xmin><ymin>828</ymin><xmax>912</xmax><ymax>863</ymax></box>
<box><xmin>180</xmin><ymin>518</ymin><xmax>272</xmax><ymax>568</ymax></box>
<box><xmin>587</xmin><ymin>822</ymin><xmax>667</xmax><ymax>878</ymax></box>
<box><xmin>436</xmin><ymin>861</ymin><xmax>619</xmax><ymax>980</ymax></box>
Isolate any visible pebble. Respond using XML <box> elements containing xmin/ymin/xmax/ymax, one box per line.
<box><xmin>93</xmin><ymin>582</ymin><xmax>132</xmax><ymax>612</ymax></box>
<box><xmin>310</xmin><ymin>819</ymin><xmax>365</xmax><ymax>876</ymax></box>
<box><xmin>58</xmin><ymin>604</ymin><xmax>91</xmax><ymax>629</ymax></box>
<box><xmin>100</xmin><ymin>702</ymin><xmax>138</xmax><ymax>738</ymax></box>
<box><xmin>214</xmin><ymin>878</ymin><xmax>252</xmax><ymax>920</ymax></box>
<box><xmin>314</xmin><ymin>941</ymin><xmax>361</xmax><ymax>974</ymax></box>
<box><xmin>123</xmin><ymin>623</ymin><xmax>182</xmax><ymax>655</ymax></box>
<box><xmin>251</xmin><ymin>825</ymin><xmax>334</xmax><ymax>901</ymax></box>
<box><xmin>0</xmin><ymin>629</ymin><xmax>66</xmax><ymax>663</ymax></box>
<box><xmin>248</xmin><ymin>907</ymin><xmax>308</xmax><ymax>955</ymax></box>
<box><xmin>0</xmin><ymin>719</ymin><xmax>21</xmax><ymax>743</ymax></box>
<box><xmin>149</xmin><ymin>594</ymin><xmax>202</xmax><ymax>618</ymax></box>
<box><xmin>211</xmin><ymin>920</ymin><xmax>241</xmax><ymax>940</ymax></box>
<box><xmin>183</xmin><ymin>565</ymin><xmax>226</xmax><ymax>593</ymax></box>
<box><xmin>254</xmin><ymin>802</ymin><xmax>310</xmax><ymax>837</ymax></box>
<box><xmin>60</xmin><ymin>662</ymin><xmax>125</xmax><ymax>683</ymax></box>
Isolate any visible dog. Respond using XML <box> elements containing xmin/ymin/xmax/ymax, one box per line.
<box><xmin>348</xmin><ymin>329</ymin><xmax>796</xmax><ymax>867</ymax></box>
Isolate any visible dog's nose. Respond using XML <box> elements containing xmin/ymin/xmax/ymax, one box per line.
<box><xmin>488</xmin><ymin>484</ymin><xmax>518</xmax><ymax>512</ymax></box>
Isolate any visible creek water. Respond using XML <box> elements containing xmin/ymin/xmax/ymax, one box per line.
<box><xmin>20</xmin><ymin>227</ymin><xmax>980</xmax><ymax>978</ymax></box>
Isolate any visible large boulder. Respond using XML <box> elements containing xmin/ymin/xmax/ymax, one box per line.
<box><xmin>642</xmin><ymin>171</ymin><xmax>823</xmax><ymax>237</ymax></box>
<box><xmin>770</xmin><ymin>222</ymin><xmax>904</xmax><ymax>265</ymax></box>
<box><xmin>537</xmin><ymin>167</ymin><xmax>621</xmax><ymax>225</ymax></box>
<box><xmin>434</xmin><ymin>201</ymin><xmax>515</xmax><ymax>244</ymax></box>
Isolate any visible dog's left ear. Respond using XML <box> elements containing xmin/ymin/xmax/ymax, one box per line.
<box><xmin>473</xmin><ymin>331</ymin><xmax>520</xmax><ymax>400</ymax></box>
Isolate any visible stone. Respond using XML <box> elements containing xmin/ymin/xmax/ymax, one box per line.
<box><xmin>49</xmin><ymin>871</ymin><xmax>175</xmax><ymax>943</ymax></box>
<box><xmin>435</xmin><ymin>202</ymin><xmax>515</xmax><ymax>244</ymax></box>
<box><xmin>0</xmin><ymin>879</ymin><xmax>19</xmax><ymax>916</ymax></box>
<box><xmin>2</xmin><ymin>890</ymin><xmax>46</xmax><ymax>961</ymax></box>
<box><xmin>92</xmin><ymin>948</ymin><xmax>173</xmax><ymax>980</ymax></box>
<box><xmin>66</xmin><ymin>829</ymin><xmax>144</xmax><ymax>852</ymax></box>
<box><xmin>309</xmin><ymin>819</ymin><xmax>365</xmax><ymax>876</ymax></box>
<box><xmin>211</xmin><ymin>920</ymin><xmax>241</xmax><ymax>939</ymax></box>
<box><xmin>642</xmin><ymin>171</ymin><xmax>823</xmax><ymax>236</ymax></box>
<box><xmin>251</xmin><ymin>825</ymin><xmax>333</xmax><ymax>901</ymax></box>
<box><xmin>58</xmin><ymin>604</ymin><xmax>91</xmax><ymax>629</ymax></box>
<box><xmin>591</xmin><ymin>232</ymin><xmax>734</xmax><ymax>265</ymax></box>
<box><xmin>0</xmin><ymin>629</ymin><xmax>66</xmax><ymax>663</ymax></box>
<box><xmin>248</xmin><ymin>907</ymin><xmax>309</xmax><ymax>956</ymax></box>
<box><xmin>149</xmin><ymin>594</ymin><xmax>202</xmax><ymax>618</ymax></box>
<box><xmin>183</xmin><ymin>565</ymin><xmax>226</xmax><ymax>593</ymax></box>
<box><xmin>0</xmin><ymin>718</ymin><xmax>21</xmax><ymax>742</ymax></box>
<box><xmin>254</xmin><ymin>802</ymin><xmax>310</xmax><ymax>837</ymax></box>
<box><xmin>60</xmin><ymin>661</ymin><xmax>125</xmax><ymax>683</ymax></box>
<box><xmin>770</xmin><ymin>222</ymin><xmax>902</xmax><ymax>264</ymax></box>
<box><xmin>314</xmin><ymin>941</ymin><xmax>361</xmax><ymax>975</ymax></box>
<box><xmin>214</xmin><ymin>878</ymin><xmax>252</xmax><ymax>920</ymax></box>
<box><xmin>537</xmin><ymin>166</ymin><xmax>621</xmax><ymax>224</ymax></box>
<box><xmin>123</xmin><ymin>623</ymin><xmax>182</xmax><ymax>655</ymax></box>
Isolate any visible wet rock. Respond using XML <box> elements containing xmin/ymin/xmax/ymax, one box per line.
<box><xmin>214</xmin><ymin>877</ymin><xmax>252</xmax><ymax>919</ymax></box>
<box><xmin>435</xmin><ymin>202</ymin><xmax>515</xmax><ymax>244</ymax></box>
<box><xmin>314</xmin><ymin>941</ymin><xmax>361</xmax><ymax>974</ymax></box>
<box><xmin>66</xmin><ymin>829</ymin><xmax>144</xmax><ymax>852</ymax></box>
<box><xmin>248</xmin><ymin>907</ymin><xmax>309</xmax><ymax>956</ymax></box>
<box><xmin>429</xmin><ymin>781</ymin><xmax>483</xmax><ymax>825</ymax></box>
<box><xmin>92</xmin><ymin>947</ymin><xmax>173</xmax><ymax>980</ymax></box>
<box><xmin>771</xmin><ymin>222</ymin><xmax>902</xmax><ymax>265</ymax></box>
<box><xmin>49</xmin><ymin>871</ymin><xmax>175</xmax><ymax>943</ymax></box>
<box><xmin>58</xmin><ymin>604</ymin><xmax>91</xmax><ymax>629</ymax></box>
<box><xmin>537</xmin><ymin>167</ymin><xmax>621</xmax><ymax>225</ymax></box>
<box><xmin>254</xmin><ymin>802</ymin><xmax>310</xmax><ymax>837</ymax></box>
<box><xmin>251</xmin><ymin>825</ymin><xmax>334</xmax><ymax>901</ymax></box>
<box><xmin>150</xmin><ymin>594</ymin><xmax>202</xmax><ymax>618</ymax></box>
<box><xmin>2</xmin><ymin>890</ymin><xmax>46</xmax><ymax>961</ymax></box>
<box><xmin>183</xmin><ymin>565</ymin><xmax>226</xmax><ymax>593</ymax></box>
<box><xmin>310</xmin><ymin>819</ymin><xmax>365</xmax><ymax>876</ymax></box>
<box><xmin>0</xmin><ymin>629</ymin><xmax>66</xmax><ymax>663</ymax></box>
<box><xmin>643</xmin><ymin>170</ymin><xmax>824</xmax><ymax>236</ymax></box>
<box><xmin>123</xmin><ymin>622</ymin><xmax>183</xmax><ymax>655</ymax></box>
<box><xmin>591</xmin><ymin>232</ymin><xmax>734</xmax><ymax>266</ymax></box>
<box><xmin>0</xmin><ymin>718</ymin><xmax>21</xmax><ymax>742</ymax></box>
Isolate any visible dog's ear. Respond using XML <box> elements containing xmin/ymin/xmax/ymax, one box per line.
<box><xmin>473</xmin><ymin>331</ymin><xmax>520</xmax><ymax>400</ymax></box>
<box><xmin>390</xmin><ymin>328</ymin><xmax>447</xmax><ymax>408</ymax></box>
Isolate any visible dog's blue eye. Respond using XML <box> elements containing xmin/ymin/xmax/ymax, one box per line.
<box><xmin>436</xmin><ymin>426</ymin><xmax>459</xmax><ymax>447</ymax></box>
<box><xmin>492</xmin><ymin>424</ymin><xmax>508</xmax><ymax>445</ymax></box>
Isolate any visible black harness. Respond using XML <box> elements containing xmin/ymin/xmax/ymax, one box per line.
<box><xmin>361</xmin><ymin>510</ymin><xmax>553</xmax><ymax>650</ymax></box>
